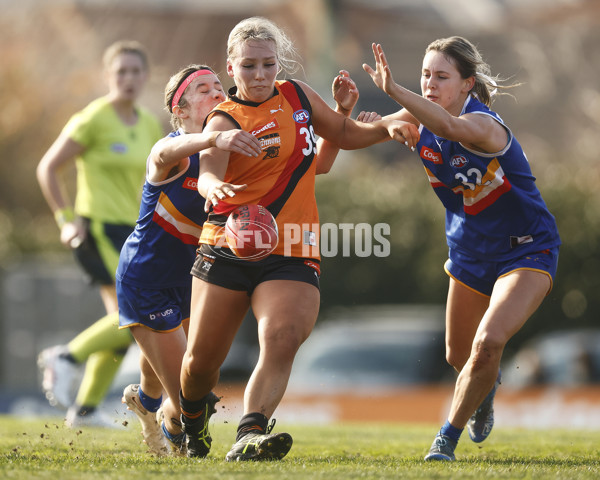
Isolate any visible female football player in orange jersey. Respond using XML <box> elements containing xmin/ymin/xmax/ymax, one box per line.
<box><xmin>178</xmin><ymin>16</ymin><xmax>418</xmax><ymax>461</ymax></box>
<box><xmin>118</xmin><ymin>63</ymin><xmax>372</xmax><ymax>457</ymax></box>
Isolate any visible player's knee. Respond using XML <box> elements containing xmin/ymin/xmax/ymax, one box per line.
<box><xmin>446</xmin><ymin>348</ymin><xmax>468</xmax><ymax>371</ymax></box>
<box><xmin>181</xmin><ymin>352</ymin><xmax>219</xmax><ymax>382</ymax></box>
<box><xmin>261</xmin><ymin>326</ymin><xmax>306</xmax><ymax>362</ymax></box>
<box><xmin>470</xmin><ymin>336</ymin><xmax>504</xmax><ymax>371</ymax></box>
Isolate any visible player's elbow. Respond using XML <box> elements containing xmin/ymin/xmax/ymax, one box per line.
<box><xmin>150</xmin><ymin>144</ymin><xmax>169</xmax><ymax>168</ymax></box>
<box><xmin>431</xmin><ymin>117</ymin><xmax>460</xmax><ymax>142</ymax></box>
<box><xmin>315</xmin><ymin>163</ymin><xmax>331</xmax><ymax>175</ymax></box>
<box><xmin>338</xmin><ymin>119</ymin><xmax>384</xmax><ymax>150</ymax></box>
<box><xmin>36</xmin><ymin>158</ymin><xmax>53</xmax><ymax>187</ymax></box>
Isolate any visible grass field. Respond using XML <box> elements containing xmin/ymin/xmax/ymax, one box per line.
<box><xmin>1</xmin><ymin>414</ymin><xmax>599</xmax><ymax>479</ymax></box>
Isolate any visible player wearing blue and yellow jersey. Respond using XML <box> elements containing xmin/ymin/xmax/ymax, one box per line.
<box><xmin>36</xmin><ymin>40</ymin><xmax>162</xmax><ymax>428</ymax></box>
<box><xmin>180</xmin><ymin>17</ymin><xmax>418</xmax><ymax>462</ymax></box>
<box><xmin>418</xmin><ymin>95</ymin><xmax>559</xmax><ymax>263</ymax></box>
<box><xmin>116</xmin><ymin>129</ymin><xmax>207</xmax><ymax>294</ymax></box>
<box><xmin>116</xmin><ymin>64</ymin><xmax>261</xmax><ymax>456</ymax></box>
<box><xmin>365</xmin><ymin>37</ymin><xmax>560</xmax><ymax>461</ymax></box>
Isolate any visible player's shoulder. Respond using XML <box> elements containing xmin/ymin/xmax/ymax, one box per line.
<box><xmin>204</xmin><ymin>108</ymin><xmax>241</xmax><ymax>133</ymax></box>
<box><xmin>80</xmin><ymin>96</ymin><xmax>112</xmax><ymax>117</ymax></box>
<box><xmin>63</xmin><ymin>96</ymin><xmax>110</xmax><ymax>136</ymax></box>
<box><xmin>278</xmin><ymin>79</ymin><xmax>320</xmax><ymax>115</ymax></box>
<box><xmin>463</xmin><ymin>95</ymin><xmax>502</xmax><ymax>119</ymax></box>
<box><xmin>283</xmin><ymin>79</ymin><xmax>315</xmax><ymax>97</ymax></box>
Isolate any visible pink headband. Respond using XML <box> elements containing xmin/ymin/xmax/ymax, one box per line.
<box><xmin>171</xmin><ymin>69</ymin><xmax>213</xmax><ymax>109</ymax></box>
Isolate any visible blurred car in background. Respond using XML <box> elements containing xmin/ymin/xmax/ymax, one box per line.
<box><xmin>275</xmin><ymin>305</ymin><xmax>456</xmax><ymax>424</ymax></box>
<box><xmin>491</xmin><ymin>329</ymin><xmax>600</xmax><ymax>430</ymax></box>
<box><xmin>501</xmin><ymin>328</ymin><xmax>600</xmax><ymax>388</ymax></box>
<box><xmin>288</xmin><ymin>304</ymin><xmax>452</xmax><ymax>393</ymax></box>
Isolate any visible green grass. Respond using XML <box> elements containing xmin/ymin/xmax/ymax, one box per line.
<box><xmin>1</xmin><ymin>414</ymin><xmax>599</xmax><ymax>479</ymax></box>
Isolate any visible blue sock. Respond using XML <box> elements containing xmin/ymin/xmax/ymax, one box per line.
<box><xmin>138</xmin><ymin>386</ymin><xmax>162</xmax><ymax>413</ymax></box>
<box><xmin>440</xmin><ymin>420</ymin><xmax>463</xmax><ymax>442</ymax></box>
<box><xmin>162</xmin><ymin>420</ymin><xmax>185</xmax><ymax>444</ymax></box>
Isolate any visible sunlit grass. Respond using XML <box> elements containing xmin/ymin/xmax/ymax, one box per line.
<box><xmin>1</xmin><ymin>415</ymin><xmax>599</xmax><ymax>479</ymax></box>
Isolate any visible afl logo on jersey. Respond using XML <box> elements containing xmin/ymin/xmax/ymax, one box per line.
<box><xmin>293</xmin><ymin>109</ymin><xmax>310</xmax><ymax>123</ymax></box>
<box><xmin>450</xmin><ymin>155</ymin><xmax>469</xmax><ymax>168</ymax></box>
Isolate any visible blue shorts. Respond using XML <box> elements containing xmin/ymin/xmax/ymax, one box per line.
<box><xmin>117</xmin><ymin>279</ymin><xmax>191</xmax><ymax>332</ymax></box>
<box><xmin>190</xmin><ymin>244</ymin><xmax>320</xmax><ymax>295</ymax></box>
<box><xmin>444</xmin><ymin>247</ymin><xmax>559</xmax><ymax>297</ymax></box>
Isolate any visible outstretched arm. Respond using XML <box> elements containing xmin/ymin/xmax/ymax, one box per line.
<box><xmin>363</xmin><ymin>43</ymin><xmax>506</xmax><ymax>152</ymax></box>
<box><xmin>148</xmin><ymin>129</ymin><xmax>261</xmax><ymax>183</ymax></box>
<box><xmin>363</xmin><ymin>42</ymin><xmax>451</xmax><ymax>131</ymax></box>
<box><xmin>298</xmin><ymin>79</ymin><xmax>419</xmax><ymax>151</ymax></box>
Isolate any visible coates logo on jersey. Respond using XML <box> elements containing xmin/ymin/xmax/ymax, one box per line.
<box><xmin>293</xmin><ymin>109</ymin><xmax>310</xmax><ymax>123</ymax></box>
<box><xmin>183</xmin><ymin>177</ymin><xmax>198</xmax><ymax>190</ymax></box>
<box><xmin>251</xmin><ymin>119</ymin><xmax>279</xmax><ymax>137</ymax></box>
<box><xmin>420</xmin><ymin>146</ymin><xmax>443</xmax><ymax>164</ymax></box>
<box><xmin>450</xmin><ymin>155</ymin><xmax>469</xmax><ymax>168</ymax></box>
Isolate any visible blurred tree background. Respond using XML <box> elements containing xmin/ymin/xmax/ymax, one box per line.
<box><xmin>0</xmin><ymin>0</ymin><xmax>598</xmax><ymax>359</ymax></box>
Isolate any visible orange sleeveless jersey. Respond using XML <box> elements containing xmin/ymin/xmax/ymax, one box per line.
<box><xmin>199</xmin><ymin>80</ymin><xmax>320</xmax><ymax>260</ymax></box>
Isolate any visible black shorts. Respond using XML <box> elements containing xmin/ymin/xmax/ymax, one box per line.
<box><xmin>191</xmin><ymin>244</ymin><xmax>321</xmax><ymax>295</ymax></box>
<box><xmin>73</xmin><ymin>217</ymin><xmax>134</xmax><ymax>285</ymax></box>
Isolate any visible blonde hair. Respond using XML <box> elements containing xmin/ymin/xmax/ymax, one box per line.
<box><xmin>164</xmin><ymin>64</ymin><xmax>215</xmax><ymax>129</ymax></box>
<box><xmin>227</xmin><ymin>16</ymin><xmax>301</xmax><ymax>76</ymax></box>
<box><xmin>425</xmin><ymin>36</ymin><xmax>517</xmax><ymax>106</ymax></box>
<box><xmin>102</xmin><ymin>40</ymin><xmax>149</xmax><ymax>71</ymax></box>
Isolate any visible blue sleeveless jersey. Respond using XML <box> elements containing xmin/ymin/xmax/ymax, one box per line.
<box><xmin>116</xmin><ymin>129</ymin><xmax>207</xmax><ymax>288</ymax></box>
<box><xmin>416</xmin><ymin>95</ymin><xmax>560</xmax><ymax>261</ymax></box>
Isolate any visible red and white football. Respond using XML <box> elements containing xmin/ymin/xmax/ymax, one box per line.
<box><xmin>225</xmin><ymin>204</ymin><xmax>279</xmax><ymax>261</ymax></box>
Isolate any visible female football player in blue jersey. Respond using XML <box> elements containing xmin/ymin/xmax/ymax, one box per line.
<box><xmin>116</xmin><ymin>64</ymin><xmax>261</xmax><ymax>455</ymax></box>
<box><xmin>117</xmin><ymin>62</ymin><xmax>380</xmax><ymax>456</ymax></box>
<box><xmin>364</xmin><ymin>37</ymin><xmax>560</xmax><ymax>461</ymax></box>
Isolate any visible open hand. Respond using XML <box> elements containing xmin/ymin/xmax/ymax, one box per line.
<box><xmin>363</xmin><ymin>43</ymin><xmax>396</xmax><ymax>95</ymax></box>
<box><xmin>204</xmin><ymin>182</ymin><xmax>248</xmax><ymax>212</ymax></box>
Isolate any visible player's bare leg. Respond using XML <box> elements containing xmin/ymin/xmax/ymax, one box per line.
<box><xmin>426</xmin><ymin>270</ymin><xmax>550</xmax><ymax>460</ymax></box>
<box><xmin>180</xmin><ymin>279</ymin><xmax>249</xmax><ymax>457</ymax></box>
<box><xmin>122</xmin><ymin>355</ymin><xmax>168</xmax><ymax>456</ymax></box>
<box><xmin>448</xmin><ymin>270</ymin><xmax>549</xmax><ymax>427</ymax></box>
<box><xmin>225</xmin><ymin>280</ymin><xmax>319</xmax><ymax>462</ymax></box>
<box><xmin>126</xmin><ymin>324</ymin><xmax>189</xmax><ymax>455</ymax></box>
